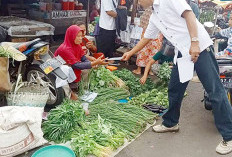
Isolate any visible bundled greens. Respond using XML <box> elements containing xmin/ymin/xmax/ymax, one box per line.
<box><xmin>0</xmin><ymin>44</ymin><xmax>26</xmax><ymax>61</ymax></box>
<box><xmin>113</xmin><ymin>68</ymin><xmax>156</xmax><ymax>96</ymax></box>
<box><xmin>71</xmin><ymin>115</ymin><xmax>125</xmax><ymax>157</ymax></box>
<box><xmin>84</xmin><ymin>66</ymin><xmax>127</xmax><ymax>92</ymax></box>
<box><xmin>42</xmin><ymin>99</ymin><xmax>85</xmax><ymax>143</ymax></box>
<box><xmin>128</xmin><ymin>88</ymin><xmax>169</xmax><ymax>108</ymax></box>
<box><xmin>157</xmin><ymin>62</ymin><xmax>171</xmax><ymax>84</ymax></box>
<box><xmin>91</xmin><ymin>87</ymin><xmax>130</xmax><ymax>105</ymax></box>
<box><xmin>88</xmin><ymin>101</ymin><xmax>157</xmax><ymax>139</ymax></box>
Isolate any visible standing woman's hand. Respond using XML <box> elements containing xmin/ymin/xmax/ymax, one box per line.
<box><xmin>189</xmin><ymin>42</ymin><xmax>201</xmax><ymax>63</ymax></box>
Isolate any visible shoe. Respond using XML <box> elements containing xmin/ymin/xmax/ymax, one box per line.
<box><xmin>153</xmin><ymin>124</ymin><xmax>179</xmax><ymax>133</ymax></box>
<box><xmin>216</xmin><ymin>140</ymin><xmax>232</xmax><ymax>155</ymax></box>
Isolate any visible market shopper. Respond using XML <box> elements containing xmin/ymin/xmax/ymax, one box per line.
<box><xmin>54</xmin><ymin>25</ymin><xmax>108</xmax><ymax>99</ymax></box>
<box><xmin>96</xmin><ymin>0</ymin><xmax>118</xmax><ymax>58</ymax></box>
<box><xmin>133</xmin><ymin>6</ymin><xmax>163</xmax><ymax>75</ymax></box>
<box><xmin>122</xmin><ymin>0</ymin><xmax>232</xmax><ymax>155</ymax></box>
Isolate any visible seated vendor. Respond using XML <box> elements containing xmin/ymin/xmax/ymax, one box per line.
<box><xmin>54</xmin><ymin>25</ymin><xmax>108</xmax><ymax>99</ymax></box>
<box><xmin>77</xmin><ymin>22</ymin><xmax>104</xmax><ymax>61</ymax></box>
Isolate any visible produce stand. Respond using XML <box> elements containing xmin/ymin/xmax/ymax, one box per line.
<box><xmin>0</xmin><ymin>16</ymin><xmax>54</xmax><ymax>42</ymax></box>
<box><xmin>27</xmin><ymin>0</ymin><xmax>87</xmax><ymax>35</ymax></box>
<box><xmin>28</xmin><ymin>9</ymin><xmax>87</xmax><ymax>35</ymax></box>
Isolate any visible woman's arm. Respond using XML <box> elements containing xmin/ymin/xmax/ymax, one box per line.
<box><xmin>140</xmin><ymin>59</ymin><xmax>156</xmax><ymax>84</ymax></box>
<box><xmin>72</xmin><ymin>56</ymin><xmax>107</xmax><ymax>70</ymax></box>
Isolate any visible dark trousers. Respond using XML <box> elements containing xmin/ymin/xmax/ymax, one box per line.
<box><xmin>96</xmin><ymin>27</ymin><xmax>116</xmax><ymax>58</ymax></box>
<box><xmin>162</xmin><ymin>48</ymin><xmax>232</xmax><ymax>141</ymax></box>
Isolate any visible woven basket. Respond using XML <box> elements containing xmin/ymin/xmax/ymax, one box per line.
<box><xmin>7</xmin><ymin>82</ymin><xmax>49</xmax><ymax>107</ymax></box>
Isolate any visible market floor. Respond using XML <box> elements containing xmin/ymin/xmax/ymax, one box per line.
<box><xmin>115</xmin><ymin>81</ymin><xmax>231</xmax><ymax>157</ymax></box>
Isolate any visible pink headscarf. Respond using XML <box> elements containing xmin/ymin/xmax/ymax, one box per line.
<box><xmin>54</xmin><ymin>25</ymin><xmax>85</xmax><ymax>82</ymax></box>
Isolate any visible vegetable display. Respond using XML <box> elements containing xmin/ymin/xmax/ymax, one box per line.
<box><xmin>113</xmin><ymin>68</ymin><xmax>156</xmax><ymax>96</ymax></box>
<box><xmin>157</xmin><ymin>62</ymin><xmax>172</xmax><ymax>84</ymax></box>
<box><xmin>128</xmin><ymin>88</ymin><xmax>169</xmax><ymax>108</ymax></box>
<box><xmin>42</xmin><ymin>100</ymin><xmax>85</xmax><ymax>143</ymax></box>
<box><xmin>90</xmin><ymin>87</ymin><xmax>130</xmax><ymax>105</ymax></box>
<box><xmin>80</xmin><ymin>66</ymin><xmax>127</xmax><ymax>93</ymax></box>
<box><xmin>88</xmin><ymin>101</ymin><xmax>157</xmax><ymax>139</ymax></box>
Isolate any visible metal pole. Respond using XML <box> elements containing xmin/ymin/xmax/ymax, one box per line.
<box><xmin>86</xmin><ymin>0</ymin><xmax>90</xmax><ymax>34</ymax></box>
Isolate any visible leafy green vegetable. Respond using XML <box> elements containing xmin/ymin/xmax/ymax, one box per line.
<box><xmin>42</xmin><ymin>99</ymin><xmax>85</xmax><ymax>143</ymax></box>
<box><xmin>128</xmin><ymin>88</ymin><xmax>169</xmax><ymax>108</ymax></box>
<box><xmin>90</xmin><ymin>87</ymin><xmax>130</xmax><ymax>105</ymax></box>
<box><xmin>113</xmin><ymin>69</ymin><xmax>156</xmax><ymax>96</ymax></box>
<box><xmin>157</xmin><ymin>62</ymin><xmax>171</xmax><ymax>84</ymax></box>
<box><xmin>80</xmin><ymin>66</ymin><xmax>127</xmax><ymax>93</ymax></box>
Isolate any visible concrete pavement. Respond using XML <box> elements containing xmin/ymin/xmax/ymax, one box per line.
<box><xmin>116</xmin><ymin>81</ymin><xmax>231</xmax><ymax>157</ymax></box>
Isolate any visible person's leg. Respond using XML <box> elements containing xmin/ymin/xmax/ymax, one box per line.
<box><xmin>195</xmin><ymin>48</ymin><xmax>232</xmax><ymax>142</ymax></box>
<box><xmin>96</xmin><ymin>28</ymin><xmax>110</xmax><ymax>57</ymax></box>
<box><xmin>108</xmin><ymin>29</ymin><xmax>116</xmax><ymax>58</ymax></box>
<box><xmin>133</xmin><ymin>66</ymin><xmax>142</xmax><ymax>75</ymax></box>
<box><xmin>162</xmin><ymin>62</ymin><xmax>189</xmax><ymax>127</ymax></box>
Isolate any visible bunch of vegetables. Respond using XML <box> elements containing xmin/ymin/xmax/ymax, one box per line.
<box><xmin>157</xmin><ymin>62</ymin><xmax>172</xmax><ymax>84</ymax></box>
<box><xmin>42</xmin><ymin>99</ymin><xmax>85</xmax><ymax>143</ymax></box>
<box><xmin>71</xmin><ymin>115</ymin><xmax>126</xmax><ymax>157</ymax></box>
<box><xmin>90</xmin><ymin>87</ymin><xmax>130</xmax><ymax>105</ymax></box>
<box><xmin>128</xmin><ymin>88</ymin><xmax>169</xmax><ymax>108</ymax></box>
<box><xmin>83</xmin><ymin>66</ymin><xmax>127</xmax><ymax>92</ymax></box>
<box><xmin>0</xmin><ymin>44</ymin><xmax>26</xmax><ymax>61</ymax></box>
<box><xmin>113</xmin><ymin>68</ymin><xmax>156</xmax><ymax>96</ymax></box>
<box><xmin>199</xmin><ymin>10</ymin><xmax>215</xmax><ymax>24</ymax></box>
<box><xmin>88</xmin><ymin>101</ymin><xmax>157</xmax><ymax>139</ymax></box>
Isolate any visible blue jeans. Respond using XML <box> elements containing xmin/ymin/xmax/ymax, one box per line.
<box><xmin>162</xmin><ymin>48</ymin><xmax>232</xmax><ymax>141</ymax></box>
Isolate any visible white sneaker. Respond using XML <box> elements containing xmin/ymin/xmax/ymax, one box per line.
<box><xmin>216</xmin><ymin>140</ymin><xmax>232</xmax><ymax>155</ymax></box>
<box><xmin>152</xmin><ymin>124</ymin><xmax>179</xmax><ymax>133</ymax></box>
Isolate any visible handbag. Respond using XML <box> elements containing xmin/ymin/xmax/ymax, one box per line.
<box><xmin>161</xmin><ymin>38</ymin><xmax>175</xmax><ymax>57</ymax></box>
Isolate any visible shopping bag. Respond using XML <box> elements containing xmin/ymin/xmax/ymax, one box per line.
<box><xmin>0</xmin><ymin>57</ymin><xmax>11</xmax><ymax>92</ymax></box>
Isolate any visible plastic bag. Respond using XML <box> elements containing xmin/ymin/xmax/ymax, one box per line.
<box><xmin>0</xmin><ymin>57</ymin><xmax>11</xmax><ymax>92</ymax></box>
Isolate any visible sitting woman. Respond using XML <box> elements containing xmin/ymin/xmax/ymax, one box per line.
<box><xmin>54</xmin><ymin>25</ymin><xmax>107</xmax><ymax>99</ymax></box>
<box><xmin>77</xmin><ymin>22</ymin><xmax>104</xmax><ymax>61</ymax></box>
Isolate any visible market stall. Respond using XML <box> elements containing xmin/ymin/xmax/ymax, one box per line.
<box><xmin>28</xmin><ymin>0</ymin><xmax>87</xmax><ymax>35</ymax></box>
<box><xmin>0</xmin><ymin>16</ymin><xmax>54</xmax><ymax>42</ymax></box>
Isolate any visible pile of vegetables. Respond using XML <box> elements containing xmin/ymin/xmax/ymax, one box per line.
<box><xmin>128</xmin><ymin>88</ymin><xmax>169</xmax><ymax>108</ymax></box>
<box><xmin>157</xmin><ymin>62</ymin><xmax>172</xmax><ymax>84</ymax></box>
<box><xmin>80</xmin><ymin>66</ymin><xmax>127</xmax><ymax>92</ymax></box>
<box><xmin>0</xmin><ymin>43</ymin><xmax>26</xmax><ymax>61</ymax></box>
<box><xmin>199</xmin><ymin>10</ymin><xmax>215</xmax><ymax>24</ymax></box>
<box><xmin>90</xmin><ymin>87</ymin><xmax>130</xmax><ymax>105</ymax></box>
<box><xmin>88</xmin><ymin>101</ymin><xmax>157</xmax><ymax>139</ymax></box>
<box><xmin>113</xmin><ymin>68</ymin><xmax>156</xmax><ymax>96</ymax></box>
<box><xmin>42</xmin><ymin>100</ymin><xmax>85</xmax><ymax>143</ymax></box>
<box><xmin>71</xmin><ymin>115</ymin><xmax>125</xmax><ymax>157</ymax></box>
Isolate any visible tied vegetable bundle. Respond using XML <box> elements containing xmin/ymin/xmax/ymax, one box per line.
<box><xmin>128</xmin><ymin>88</ymin><xmax>169</xmax><ymax>108</ymax></box>
<box><xmin>157</xmin><ymin>62</ymin><xmax>172</xmax><ymax>85</ymax></box>
<box><xmin>88</xmin><ymin>101</ymin><xmax>157</xmax><ymax>139</ymax></box>
<box><xmin>0</xmin><ymin>43</ymin><xmax>26</xmax><ymax>61</ymax></box>
<box><xmin>113</xmin><ymin>69</ymin><xmax>156</xmax><ymax>96</ymax></box>
<box><xmin>42</xmin><ymin>99</ymin><xmax>85</xmax><ymax>143</ymax></box>
<box><xmin>71</xmin><ymin>115</ymin><xmax>126</xmax><ymax>157</ymax></box>
<box><xmin>90</xmin><ymin>87</ymin><xmax>130</xmax><ymax>105</ymax></box>
<box><xmin>79</xmin><ymin>66</ymin><xmax>127</xmax><ymax>93</ymax></box>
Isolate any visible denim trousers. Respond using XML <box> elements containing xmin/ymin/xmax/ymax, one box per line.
<box><xmin>162</xmin><ymin>48</ymin><xmax>232</xmax><ymax>141</ymax></box>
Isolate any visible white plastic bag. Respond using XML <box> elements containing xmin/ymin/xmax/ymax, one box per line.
<box><xmin>0</xmin><ymin>106</ymin><xmax>47</xmax><ymax>157</ymax></box>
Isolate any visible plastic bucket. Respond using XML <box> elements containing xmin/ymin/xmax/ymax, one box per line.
<box><xmin>62</xmin><ymin>1</ymin><xmax>69</xmax><ymax>10</ymax></box>
<box><xmin>69</xmin><ymin>2</ymin><xmax>75</xmax><ymax>10</ymax></box>
<box><xmin>93</xmin><ymin>53</ymin><xmax>105</xmax><ymax>59</ymax></box>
